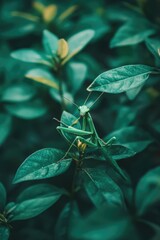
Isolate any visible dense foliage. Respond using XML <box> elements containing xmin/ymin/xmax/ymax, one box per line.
<box><xmin>0</xmin><ymin>0</ymin><xmax>160</xmax><ymax>239</ymax></box>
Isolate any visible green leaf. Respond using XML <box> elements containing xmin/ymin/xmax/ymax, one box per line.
<box><xmin>107</xmin><ymin>144</ymin><xmax>136</xmax><ymax>160</ymax></box>
<box><xmin>67</xmin><ymin>62</ymin><xmax>87</xmax><ymax>94</ymax></box>
<box><xmin>0</xmin><ymin>226</ymin><xmax>10</xmax><ymax>240</ymax></box>
<box><xmin>82</xmin><ymin>165</ymin><xmax>125</xmax><ymax>208</ymax></box>
<box><xmin>42</xmin><ymin>30</ymin><xmax>58</xmax><ymax>56</ymax></box>
<box><xmin>146</xmin><ymin>36</ymin><xmax>160</xmax><ymax>60</ymax></box>
<box><xmin>87</xmin><ymin>65</ymin><xmax>154</xmax><ymax>98</ymax></box>
<box><xmin>13</xmin><ymin>148</ymin><xmax>72</xmax><ymax>183</ymax></box>
<box><xmin>68</xmin><ymin>29</ymin><xmax>95</xmax><ymax>54</ymax></box>
<box><xmin>4</xmin><ymin>99</ymin><xmax>48</xmax><ymax>119</ymax></box>
<box><xmin>0</xmin><ymin>113</ymin><xmax>12</xmax><ymax>145</ymax></box>
<box><xmin>10</xmin><ymin>184</ymin><xmax>63</xmax><ymax>220</ymax></box>
<box><xmin>62</xmin><ymin>30</ymin><xmax>94</xmax><ymax>64</ymax></box>
<box><xmin>71</xmin><ymin>204</ymin><xmax>140</xmax><ymax>240</ymax></box>
<box><xmin>135</xmin><ymin>166</ymin><xmax>160</xmax><ymax>215</ymax></box>
<box><xmin>54</xmin><ymin>202</ymin><xmax>80</xmax><ymax>240</ymax></box>
<box><xmin>25</xmin><ymin>68</ymin><xmax>59</xmax><ymax>90</ymax></box>
<box><xmin>11</xmin><ymin>49</ymin><xmax>52</xmax><ymax>67</ymax></box>
<box><xmin>110</xmin><ymin>18</ymin><xmax>156</xmax><ymax>48</ymax></box>
<box><xmin>1</xmin><ymin>84</ymin><xmax>36</xmax><ymax>102</ymax></box>
<box><xmin>0</xmin><ymin>183</ymin><xmax>6</xmax><ymax>210</ymax></box>
<box><xmin>106</xmin><ymin>126</ymin><xmax>153</xmax><ymax>153</ymax></box>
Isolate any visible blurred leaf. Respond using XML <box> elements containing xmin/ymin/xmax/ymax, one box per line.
<box><xmin>67</xmin><ymin>62</ymin><xmax>87</xmax><ymax>94</ymax></box>
<box><xmin>57</xmin><ymin>39</ymin><xmax>69</xmax><ymax>59</ymax></box>
<box><xmin>42</xmin><ymin>5</ymin><xmax>57</xmax><ymax>23</ymax></box>
<box><xmin>110</xmin><ymin>18</ymin><xmax>156</xmax><ymax>48</ymax></box>
<box><xmin>136</xmin><ymin>166</ymin><xmax>160</xmax><ymax>215</ymax></box>
<box><xmin>0</xmin><ymin>113</ymin><xmax>12</xmax><ymax>145</ymax></box>
<box><xmin>106</xmin><ymin>126</ymin><xmax>153</xmax><ymax>153</ymax></box>
<box><xmin>0</xmin><ymin>226</ymin><xmax>10</xmax><ymax>240</ymax></box>
<box><xmin>62</xmin><ymin>30</ymin><xmax>95</xmax><ymax>64</ymax></box>
<box><xmin>25</xmin><ymin>68</ymin><xmax>59</xmax><ymax>90</ymax></box>
<box><xmin>71</xmin><ymin>204</ymin><xmax>140</xmax><ymax>240</ymax></box>
<box><xmin>13</xmin><ymin>148</ymin><xmax>72</xmax><ymax>183</ymax></box>
<box><xmin>54</xmin><ymin>201</ymin><xmax>80</xmax><ymax>240</ymax></box>
<box><xmin>5</xmin><ymin>99</ymin><xmax>48</xmax><ymax>119</ymax></box>
<box><xmin>146</xmin><ymin>36</ymin><xmax>160</xmax><ymax>63</ymax></box>
<box><xmin>42</xmin><ymin>30</ymin><xmax>58</xmax><ymax>56</ymax></box>
<box><xmin>11</xmin><ymin>184</ymin><xmax>63</xmax><ymax>220</ymax></box>
<box><xmin>87</xmin><ymin>65</ymin><xmax>155</xmax><ymax>98</ymax></box>
<box><xmin>1</xmin><ymin>84</ymin><xmax>36</xmax><ymax>102</ymax></box>
<box><xmin>0</xmin><ymin>183</ymin><xmax>6</xmax><ymax>210</ymax></box>
<box><xmin>11</xmin><ymin>49</ymin><xmax>52</xmax><ymax>67</ymax></box>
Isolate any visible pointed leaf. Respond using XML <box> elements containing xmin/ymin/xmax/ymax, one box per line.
<box><xmin>82</xmin><ymin>165</ymin><xmax>124</xmax><ymax>208</ymax></box>
<box><xmin>11</xmin><ymin>184</ymin><xmax>63</xmax><ymax>220</ymax></box>
<box><xmin>11</xmin><ymin>49</ymin><xmax>52</xmax><ymax>67</ymax></box>
<box><xmin>13</xmin><ymin>148</ymin><xmax>72</xmax><ymax>183</ymax></box>
<box><xmin>87</xmin><ymin>65</ymin><xmax>155</xmax><ymax>97</ymax></box>
<box><xmin>25</xmin><ymin>68</ymin><xmax>59</xmax><ymax>90</ymax></box>
<box><xmin>110</xmin><ymin>18</ymin><xmax>156</xmax><ymax>48</ymax></box>
<box><xmin>106</xmin><ymin>126</ymin><xmax>153</xmax><ymax>153</ymax></box>
<box><xmin>42</xmin><ymin>30</ymin><xmax>58</xmax><ymax>55</ymax></box>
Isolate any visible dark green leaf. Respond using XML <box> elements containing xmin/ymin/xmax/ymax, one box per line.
<box><xmin>0</xmin><ymin>226</ymin><xmax>10</xmax><ymax>240</ymax></box>
<box><xmin>87</xmin><ymin>65</ymin><xmax>154</xmax><ymax>98</ymax></box>
<box><xmin>0</xmin><ymin>183</ymin><xmax>6</xmax><ymax>210</ymax></box>
<box><xmin>110</xmin><ymin>19</ymin><xmax>156</xmax><ymax>48</ymax></box>
<box><xmin>11</xmin><ymin>184</ymin><xmax>63</xmax><ymax>220</ymax></box>
<box><xmin>106</xmin><ymin>126</ymin><xmax>153</xmax><ymax>153</ymax></box>
<box><xmin>82</xmin><ymin>165</ymin><xmax>125</xmax><ymax>208</ymax></box>
<box><xmin>107</xmin><ymin>144</ymin><xmax>136</xmax><ymax>160</ymax></box>
<box><xmin>13</xmin><ymin>148</ymin><xmax>72</xmax><ymax>183</ymax></box>
<box><xmin>135</xmin><ymin>166</ymin><xmax>160</xmax><ymax>215</ymax></box>
<box><xmin>54</xmin><ymin>201</ymin><xmax>80</xmax><ymax>240</ymax></box>
<box><xmin>71</xmin><ymin>204</ymin><xmax>140</xmax><ymax>240</ymax></box>
<box><xmin>0</xmin><ymin>113</ymin><xmax>12</xmax><ymax>145</ymax></box>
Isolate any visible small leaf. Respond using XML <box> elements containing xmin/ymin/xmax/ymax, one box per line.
<box><xmin>135</xmin><ymin>166</ymin><xmax>160</xmax><ymax>215</ymax></box>
<box><xmin>11</xmin><ymin>184</ymin><xmax>63</xmax><ymax>220</ymax></box>
<box><xmin>62</xmin><ymin>30</ymin><xmax>95</xmax><ymax>64</ymax></box>
<box><xmin>87</xmin><ymin>65</ymin><xmax>155</xmax><ymax>98</ymax></box>
<box><xmin>110</xmin><ymin>18</ymin><xmax>156</xmax><ymax>48</ymax></box>
<box><xmin>11</xmin><ymin>49</ymin><xmax>52</xmax><ymax>67</ymax></box>
<box><xmin>146</xmin><ymin>37</ymin><xmax>160</xmax><ymax>60</ymax></box>
<box><xmin>32</xmin><ymin>1</ymin><xmax>45</xmax><ymax>13</ymax></box>
<box><xmin>106</xmin><ymin>126</ymin><xmax>153</xmax><ymax>153</ymax></box>
<box><xmin>0</xmin><ymin>113</ymin><xmax>12</xmax><ymax>145</ymax></box>
<box><xmin>1</xmin><ymin>84</ymin><xmax>36</xmax><ymax>102</ymax></box>
<box><xmin>58</xmin><ymin>5</ymin><xmax>78</xmax><ymax>22</ymax></box>
<box><xmin>57</xmin><ymin>39</ymin><xmax>69</xmax><ymax>59</ymax></box>
<box><xmin>42</xmin><ymin>30</ymin><xmax>58</xmax><ymax>55</ymax></box>
<box><xmin>13</xmin><ymin>148</ymin><xmax>72</xmax><ymax>183</ymax></box>
<box><xmin>43</xmin><ymin>5</ymin><xmax>57</xmax><ymax>23</ymax></box>
<box><xmin>0</xmin><ymin>183</ymin><xmax>6</xmax><ymax>210</ymax></box>
<box><xmin>25</xmin><ymin>68</ymin><xmax>59</xmax><ymax>90</ymax></box>
<box><xmin>5</xmin><ymin>99</ymin><xmax>48</xmax><ymax>120</ymax></box>
<box><xmin>0</xmin><ymin>226</ymin><xmax>10</xmax><ymax>240</ymax></box>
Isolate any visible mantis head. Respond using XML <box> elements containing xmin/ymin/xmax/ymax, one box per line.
<box><xmin>79</xmin><ymin>105</ymin><xmax>90</xmax><ymax>116</ymax></box>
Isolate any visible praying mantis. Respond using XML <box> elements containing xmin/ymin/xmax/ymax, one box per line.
<box><xmin>54</xmin><ymin>92</ymin><xmax>127</xmax><ymax>181</ymax></box>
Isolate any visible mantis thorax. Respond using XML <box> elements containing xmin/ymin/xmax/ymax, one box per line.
<box><xmin>79</xmin><ymin>105</ymin><xmax>90</xmax><ymax>116</ymax></box>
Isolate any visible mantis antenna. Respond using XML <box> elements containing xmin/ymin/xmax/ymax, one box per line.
<box><xmin>89</xmin><ymin>92</ymin><xmax>104</xmax><ymax>109</ymax></box>
<box><xmin>63</xmin><ymin>95</ymin><xmax>79</xmax><ymax>109</ymax></box>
